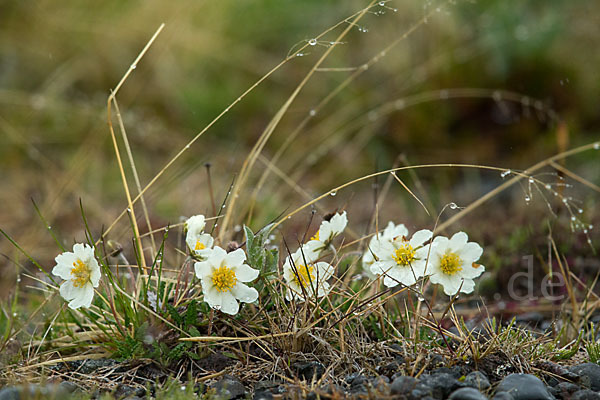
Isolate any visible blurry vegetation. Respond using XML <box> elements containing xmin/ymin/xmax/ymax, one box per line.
<box><xmin>0</xmin><ymin>0</ymin><xmax>598</xmax><ymax>297</ymax></box>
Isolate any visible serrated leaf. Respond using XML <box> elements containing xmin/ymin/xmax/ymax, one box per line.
<box><xmin>167</xmin><ymin>304</ymin><xmax>183</xmax><ymax>326</ymax></box>
<box><xmin>184</xmin><ymin>300</ymin><xmax>198</xmax><ymax>328</ymax></box>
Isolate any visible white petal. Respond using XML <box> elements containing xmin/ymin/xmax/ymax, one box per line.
<box><xmin>234</xmin><ymin>263</ymin><xmax>259</xmax><ymax>282</ymax></box>
<box><xmin>449</xmin><ymin>232</ymin><xmax>468</xmax><ymax>251</ymax></box>
<box><xmin>384</xmin><ymin>265</ymin><xmax>417</xmax><ymax>286</ymax></box>
<box><xmin>331</xmin><ymin>211</ymin><xmax>348</xmax><ymax>234</ymax></box>
<box><xmin>72</xmin><ymin>243</ymin><xmax>87</xmax><ymax>258</ymax></box>
<box><xmin>432</xmin><ymin>235</ymin><xmax>449</xmax><ymax>250</ymax></box>
<box><xmin>219</xmin><ymin>291</ymin><xmax>240</xmax><ymax>315</ymax></box>
<box><xmin>303</xmin><ymin>240</ymin><xmax>324</xmax><ymax>256</ymax></box>
<box><xmin>208</xmin><ymin>246</ymin><xmax>227</xmax><ymax>267</ymax></box>
<box><xmin>59</xmin><ymin>281</ymin><xmax>77</xmax><ymax>300</ymax></box>
<box><xmin>232</xmin><ymin>283</ymin><xmax>258</xmax><ymax>303</ymax></box>
<box><xmin>384</xmin><ymin>222</ymin><xmax>408</xmax><ymax>240</ymax></box>
<box><xmin>53</xmin><ymin>253</ymin><xmax>76</xmax><ymax>280</ymax></box>
<box><xmin>432</xmin><ymin>274</ymin><xmax>462</xmax><ymax>296</ymax></box>
<box><xmin>316</xmin><ymin>281</ymin><xmax>331</xmax><ymax>297</ymax></box>
<box><xmin>461</xmin><ymin>263</ymin><xmax>485</xmax><ymax>279</ymax></box>
<box><xmin>319</xmin><ymin>223</ymin><xmax>333</xmax><ymax>242</ymax></box>
<box><xmin>410</xmin><ymin>229</ymin><xmax>433</xmax><ymax>247</ymax></box>
<box><xmin>370</xmin><ymin>260</ymin><xmax>396</xmax><ymax>277</ymax></box>
<box><xmin>459</xmin><ymin>242</ymin><xmax>483</xmax><ymax>262</ymax></box>
<box><xmin>314</xmin><ymin>262</ymin><xmax>334</xmax><ymax>281</ymax></box>
<box><xmin>186</xmin><ymin>215</ymin><xmax>206</xmax><ymax>234</ymax></box>
<box><xmin>195</xmin><ymin>261</ymin><xmax>212</xmax><ymax>280</ymax></box>
<box><xmin>459</xmin><ymin>279</ymin><xmax>476</xmax><ymax>294</ymax></box>
<box><xmin>225</xmin><ymin>248</ymin><xmax>246</xmax><ymax>267</ymax></box>
<box><xmin>89</xmin><ymin>259</ymin><xmax>102</xmax><ymax>287</ymax></box>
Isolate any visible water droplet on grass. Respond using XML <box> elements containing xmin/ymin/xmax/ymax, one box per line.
<box><xmin>309</xmin><ymin>109</ymin><xmax>316</xmax><ymax>116</ymax></box>
<box><xmin>330</xmin><ymin>191</ymin><xmax>337</xmax><ymax>196</ymax></box>
<box><xmin>594</xmin><ymin>142</ymin><xmax>600</xmax><ymax>150</ymax></box>
<box><xmin>500</xmin><ymin>169</ymin><xmax>511</xmax><ymax>178</ymax></box>
<box><xmin>308</xmin><ymin>38</ymin><xmax>317</xmax><ymax>46</ymax></box>
<box><xmin>449</xmin><ymin>202</ymin><xmax>458</xmax><ymax>209</ymax></box>
<box><xmin>130</xmin><ymin>64</ymin><xmax>137</xmax><ymax>70</ymax></box>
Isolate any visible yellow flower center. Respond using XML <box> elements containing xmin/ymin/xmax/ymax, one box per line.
<box><xmin>195</xmin><ymin>240</ymin><xmax>206</xmax><ymax>251</ymax></box>
<box><xmin>392</xmin><ymin>243</ymin><xmax>416</xmax><ymax>266</ymax></box>
<box><xmin>440</xmin><ymin>252</ymin><xmax>462</xmax><ymax>275</ymax></box>
<box><xmin>212</xmin><ymin>265</ymin><xmax>237</xmax><ymax>292</ymax></box>
<box><xmin>292</xmin><ymin>264</ymin><xmax>316</xmax><ymax>289</ymax></box>
<box><xmin>71</xmin><ymin>259</ymin><xmax>91</xmax><ymax>288</ymax></box>
<box><xmin>310</xmin><ymin>231</ymin><xmax>320</xmax><ymax>242</ymax></box>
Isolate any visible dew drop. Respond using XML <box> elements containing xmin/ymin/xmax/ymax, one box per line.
<box><xmin>296</xmin><ymin>53</ymin><xmax>304</xmax><ymax>57</ymax></box>
<box><xmin>594</xmin><ymin>142</ymin><xmax>600</xmax><ymax>150</ymax></box>
<box><xmin>16</xmin><ymin>275</ymin><xmax>21</xmax><ymax>283</ymax></box>
<box><xmin>330</xmin><ymin>191</ymin><xmax>337</xmax><ymax>197</ymax></box>
<box><xmin>130</xmin><ymin>64</ymin><xmax>137</xmax><ymax>70</ymax></box>
<box><xmin>181</xmin><ymin>386</ymin><xmax>186</xmax><ymax>391</ymax></box>
<box><xmin>562</xmin><ymin>198</ymin><xmax>568</xmax><ymax>204</ymax></box>
<box><xmin>12</xmin><ymin>312</ymin><xmax>17</xmax><ymax>317</ymax></box>
<box><xmin>571</xmin><ymin>216</ymin><xmax>576</xmax><ymax>222</ymax></box>
<box><xmin>528</xmin><ymin>178</ymin><xmax>534</xmax><ymax>184</ymax></box>
<box><xmin>578</xmin><ymin>209</ymin><xmax>583</xmax><ymax>214</ymax></box>
<box><xmin>449</xmin><ymin>202</ymin><xmax>459</xmax><ymax>209</ymax></box>
<box><xmin>417</xmin><ymin>295</ymin><xmax>425</xmax><ymax>302</ymax></box>
<box><xmin>309</xmin><ymin>109</ymin><xmax>317</xmax><ymax>117</ymax></box>
<box><xmin>221</xmin><ymin>204</ymin><xmax>226</xmax><ymax>209</ymax></box>
<box><xmin>524</xmin><ymin>195</ymin><xmax>531</xmax><ymax>203</ymax></box>
<box><xmin>545</xmin><ymin>184</ymin><xmax>551</xmax><ymax>190</ymax></box>
<box><xmin>500</xmin><ymin>169</ymin><xmax>511</xmax><ymax>178</ymax></box>
<box><xmin>589</xmin><ymin>224</ymin><xmax>594</xmax><ymax>230</ymax></box>
<box><xmin>185</xmin><ymin>144</ymin><xmax>190</xmax><ymax>149</ymax></box>
<box><xmin>379</xmin><ymin>1</ymin><xmax>385</xmax><ymax>5</ymax></box>
<box><xmin>308</xmin><ymin>38</ymin><xmax>317</xmax><ymax>46</ymax></box>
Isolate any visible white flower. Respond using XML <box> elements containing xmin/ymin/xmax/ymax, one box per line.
<box><xmin>362</xmin><ymin>221</ymin><xmax>409</xmax><ymax>278</ymax></box>
<box><xmin>306</xmin><ymin>211</ymin><xmax>348</xmax><ymax>252</ymax></box>
<box><xmin>194</xmin><ymin>246</ymin><xmax>259</xmax><ymax>315</ymax></box>
<box><xmin>370</xmin><ymin>229</ymin><xmax>433</xmax><ymax>287</ymax></box>
<box><xmin>282</xmin><ymin>246</ymin><xmax>334</xmax><ymax>301</ymax></box>
<box><xmin>185</xmin><ymin>215</ymin><xmax>214</xmax><ymax>258</ymax></box>
<box><xmin>428</xmin><ymin>232</ymin><xmax>485</xmax><ymax>296</ymax></box>
<box><xmin>52</xmin><ymin>243</ymin><xmax>101</xmax><ymax>309</ymax></box>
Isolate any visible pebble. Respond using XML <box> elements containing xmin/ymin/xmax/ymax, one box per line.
<box><xmin>293</xmin><ymin>361</ymin><xmax>325</xmax><ymax>381</ymax></box>
<box><xmin>420</xmin><ymin>373</ymin><xmax>463</xmax><ymax>399</ymax></box>
<box><xmin>113</xmin><ymin>383</ymin><xmax>145</xmax><ymax>399</ymax></box>
<box><xmin>495</xmin><ymin>373</ymin><xmax>554</xmax><ymax>400</ymax></box>
<box><xmin>464</xmin><ymin>371</ymin><xmax>491</xmax><ymax>391</ymax></box>
<box><xmin>212</xmin><ymin>375</ymin><xmax>247</xmax><ymax>400</ymax></box>
<box><xmin>570</xmin><ymin>363</ymin><xmax>600</xmax><ymax>391</ymax></box>
<box><xmin>449</xmin><ymin>387</ymin><xmax>488</xmax><ymax>400</ymax></box>
<box><xmin>0</xmin><ymin>384</ymin><xmax>74</xmax><ymax>400</ymax></box>
<box><xmin>571</xmin><ymin>389</ymin><xmax>600</xmax><ymax>400</ymax></box>
<box><xmin>390</xmin><ymin>375</ymin><xmax>418</xmax><ymax>395</ymax></box>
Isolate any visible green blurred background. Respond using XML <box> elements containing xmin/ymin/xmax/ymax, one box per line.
<box><xmin>1</xmin><ymin>0</ymin><xmax>598</xmax><ymax>297</ymax></box>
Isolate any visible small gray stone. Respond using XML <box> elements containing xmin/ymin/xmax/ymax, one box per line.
<box><xmin>571</xmin><ymin>390</ymin><xmax>600</xmax><ymax>400</ymax></box>
<box><xmin>449</xmin><ymin>387</ymin><xmax>488</xmax><ymax>400</ymax></box>
<box><xmin>570</xmin><ymin>363</ymin><xmax>600</xmax><ymax>391</ymax></box>
<box><xmin>0</xmin><ymin>387</ymin><xmax>20</xmax><ymax>400</ymax></box>
<box><xmin>420</xmin><ymin>373</ymin><xmax>463</xmax><ymax>399</ymax></box>
<box><xmin>213</xmin><ymin>375</ymin><xmax>246</xmax><ymax>400</ymax></box>
<box><xmin>464</xmin><ymin>371</ymin><xmax>491</xmax><ymax>391</ymax></box>
<box><xmin>293</xmin><ymin>361</ymin><xmax>325</xmax><ymax>381</ymax></box>
<box><xmin>113</xmin><ymin>384</ymin><xmax>145</xmax><ymax>399</ymax></box>
<box><xmin>493</xmin><ymin>393</ymin><xmax>514</xmax><ymax>400</ymax></box>
<box><xmin>496</xmin><ymin>374</ymin><xmax>554</xmax><ymax>400</ymax></box>
<box><xmin>391</xmin><ymin>376</ymin><xmax>418</xmax><ymax>395</ymax></box>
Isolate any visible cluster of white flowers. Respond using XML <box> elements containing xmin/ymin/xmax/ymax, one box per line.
<box><xmin>50</xmin><ymin>211</ymin><xmax>483</xmax><ymax>315</ymax></box>
<box><xmin>184</xmin><ymin>215</ymin><xmax>260</xmax><ymax>315</ymax></box>
<box><xmin>364</xmin><ymin>221</ymin><xmax>485</xmax><ymax>296</ymax></box>
<box><xmin>282</xmin><ymin>211</ymin><xmax>347</xmax><ymax>301</ymax></box>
